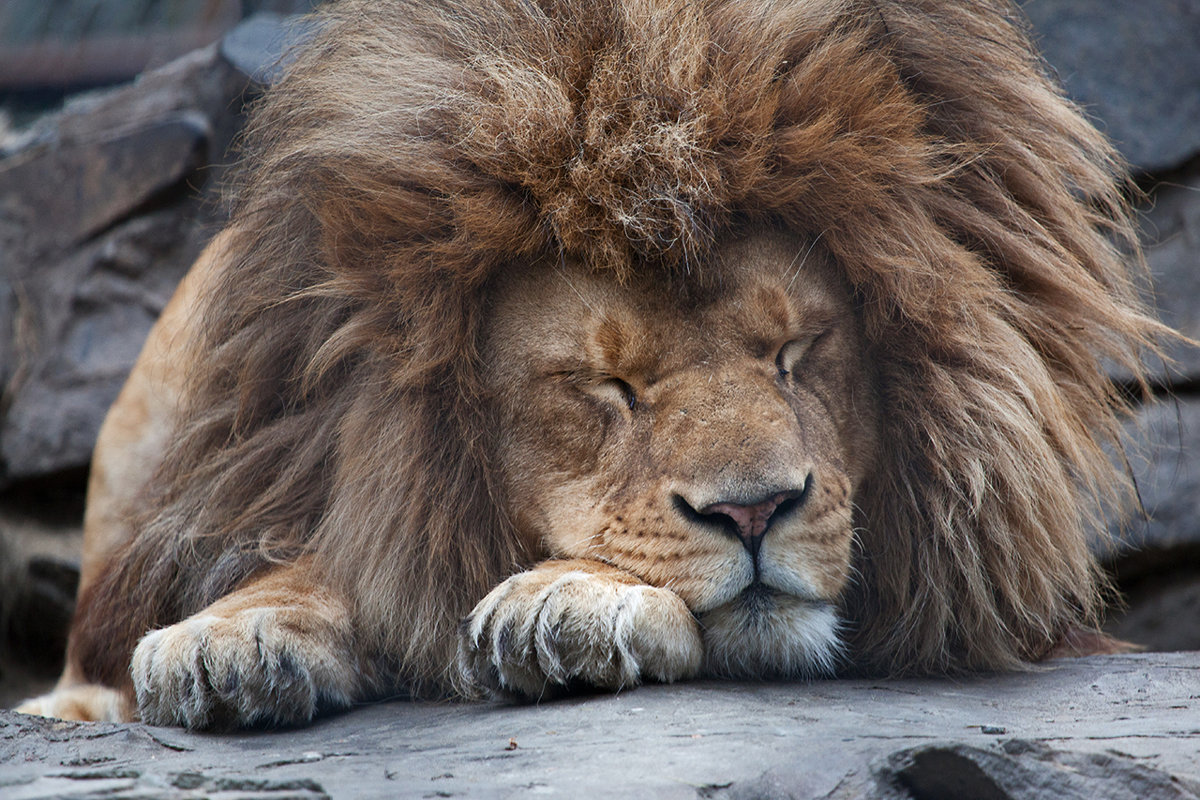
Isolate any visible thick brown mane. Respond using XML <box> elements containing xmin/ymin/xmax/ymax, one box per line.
<box><xmin>71</xmin><ymin>0</ymin><xmax>1165</xmax><ymax>695</ymax></box>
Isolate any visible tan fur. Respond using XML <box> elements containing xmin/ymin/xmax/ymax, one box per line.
<box><xmin>16</xmin><ymin>684</ymin><xmax>133</xmax><ymax>723</ymax></box>
<box><xmin>19</xmin><ymin>0</ymin><xmax>1169</xmax><ymax>728</ymax></box>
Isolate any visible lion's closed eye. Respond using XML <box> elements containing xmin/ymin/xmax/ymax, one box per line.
<box><xmin>590</xmin><ymin>377</ymin><xmax>638</xmax><ymax>411</ymax></box>
<box><xmin>775</xmin><ymin>334</ymin><xmax>825</xmax><ymax>378</ymax></box>
<box><xmin>560</xmin><ymin>371</ymin><xmax>639</xmax><ymax>412</ymax></box>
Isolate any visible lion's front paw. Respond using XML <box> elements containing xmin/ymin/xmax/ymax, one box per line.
<box><xmin>131</xmin><ymin>607</ymin><xmax>360</xmax><ymax>729</ymax></box>
<box><xmin>458</xmin><ymin>562</ymin><xmax>702</xmax><ymax>699</ymax></box>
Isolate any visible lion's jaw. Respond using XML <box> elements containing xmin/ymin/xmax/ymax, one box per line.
<box><xmin>484</xmin><ymin>230</ymin><xmax>879</xmax><ymax>679</ymax></box>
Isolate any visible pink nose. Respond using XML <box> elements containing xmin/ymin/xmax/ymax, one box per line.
<box><xmin>700</xmin><ymin>489</ymin><xmax>806</xmax><ymax>551</ymax></box>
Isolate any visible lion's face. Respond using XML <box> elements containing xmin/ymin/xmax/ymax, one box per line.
<box><xmin>483</xmin><ymin>230</ymin><xmax>879</xmax><ymax>677</ymax></box>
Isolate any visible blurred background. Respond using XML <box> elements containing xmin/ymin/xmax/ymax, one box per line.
<box><xmin>0</xmin><ymin>0</ymin><xmax>1197</xmax><ymax>707</ymax></box>
<box><xmin>0</xmin><ymin>1</ymin><xmax>317</xmax><ymax>101</ymax></box>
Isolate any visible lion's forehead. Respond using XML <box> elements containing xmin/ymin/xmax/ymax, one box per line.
<box><xmin>486</xmin><ymin>228</ymin><xmax>851</xmax><ymax>380</ymax></box>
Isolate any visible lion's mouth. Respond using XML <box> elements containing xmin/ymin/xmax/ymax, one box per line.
<box><xmin>738</xmin><ymin>581</ymin><xmax>781</xmax><ymax>615</ymax></box>
<box><xmin>698</xmin><ymin>584</ymin><xmax>843</xmax><ymax>679</ymax></box>
<box><xmin>735</xmin><ymin>581</ymin><xmax>828</xmax><ymax>618</ymax></box>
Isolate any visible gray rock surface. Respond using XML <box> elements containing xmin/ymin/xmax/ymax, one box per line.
<box><xmin>1102</xmin><ymin>398</ymin><xmax>1200</xmax><ymax>651</ymax></box>
<box><xmin>1109</xmin><ymin>397</ymin><xmax>1200</xmax><ymax>559</ymax></box>
<box><xmin>0</xmin><ymin>12</ymin><xmax>317</xmax><ymax>487</ymax></box>
<box><xmin>1142</xmin><ymin>172</ymin><xmax>1200</xmax><ymax>382</ymax></box>
<box><xmin>220</xmin><ymin>12</ymin><xmax>321</xmax><ymax>86</ymax></box>
<box><xmin>0</xmin><ymin>41</ymin><xmax>249</xmax><ymax>485</ymax></box>
<box><xmin>2</xmin><ymin>652</ymin><xmax>1198</xmax><ymax>799</ymax></box>
<box><xmin>1021</xmin><ymin>0</ymin><xmax>1200</xmax><ymax>173</ymax></box>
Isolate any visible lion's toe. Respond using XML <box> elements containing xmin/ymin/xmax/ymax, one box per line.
<box><xmin>132</xmin><ymin>620</ymin><xmax>215</xmax><ymax>728</ymax></box>
<box><xmin>131</xmin><ymin>609</ymin><xmax>357</xmax><ymax>729</ymax></box>
<box><xmin>624</xmin><ymin>585</ymin><xmax>704</xmax><ymax>683</ymax></box>
<box><xmin>458</xmin><ymin>565</ymin><xmax>701</xmax><ymax>699</ymax></box>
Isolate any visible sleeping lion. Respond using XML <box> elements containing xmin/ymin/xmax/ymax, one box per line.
<box><xmin>19</xmin><ymin>0</ymin><xmax>1166</xmax><ymax>729</ymax></box>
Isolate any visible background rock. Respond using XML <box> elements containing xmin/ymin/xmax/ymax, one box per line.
<box><xmin>1102</xmin><ymin>399</ymin><xmax>1200</xmax><ymax>651</ymax></box>
<box><xmin>0</xmin><ymin>43</ymin><xmax>249</xmax><ymax>485</ymax></box>
<box><xmin>1</xmin><ymin>653</ymin><xmax>1197</xmax><ymax>799</ymax></box>
<box><xmin>0</xmin><ymin>499</ymin><xmax>82</xmax><ymax>709</ymax></box>
<box><xmin>1021</xmin><ymin>0</ymin><xmax>1200</xmax><ymax>174</ymax></box>
<box><xmin>0</xmin><ymin>11</ymin><xmax>324</xmax><ymax>487</ymax></box>
<box><xmin>1142</xmin><ymin>171</ymin><xmax>1200</xmax><ymax>381</ymax></box>
<box><xmin>220</xmin><ymin>11</ymin><xmax>322</xmax><ymax>85</ymax></box>
<box><xmin>0</xmin><ymin>0</ymin><xmax>318</xmax><ymax>92</ymax></box>
<box><xmin>1020</xmin><ymin>0</ymin><xmax>1200</xmax><ymax>385</ymax></box>
<box><xmin>1109</xmin><ymin>399</ymin><xmax>1200</xmax><ymax>559</ymax></box>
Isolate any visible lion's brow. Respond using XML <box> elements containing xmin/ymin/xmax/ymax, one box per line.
<box><xmin>786</xmin><ymin>232</ymin><xmax>826</xmax><ymax>293</ymax></box>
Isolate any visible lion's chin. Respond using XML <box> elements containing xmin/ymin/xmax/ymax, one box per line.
<box><xmin>697</xmin><ymin>586</ymin><xmax>842</xmax><ymax>680</ymax></box>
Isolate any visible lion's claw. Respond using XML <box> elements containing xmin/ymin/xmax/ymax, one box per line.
<box><xmin>131</xmin><ymin>609</ymin><xmax>358</xmax><ymax>729</ymax></box>
<box><xmin>457</xmin><ymin>564</ymin><xmax>702</xmax><ymax>699</ymax></box>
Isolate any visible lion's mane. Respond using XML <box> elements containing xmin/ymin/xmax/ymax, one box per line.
<box><xmin>72</xmin><ymin>0</ymin><xmax>1164</xmax><ymax>694</ymax></box>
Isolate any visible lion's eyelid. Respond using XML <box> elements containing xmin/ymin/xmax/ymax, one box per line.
<box><xmin>598</xmin><ymin>376</ymin><xmax>638</xmax><ymax>411</ymax></box>
<box><xmin>565</xmin><ymin>371</ymin><xmax>639</xmax><ymax>413</ymax></box>
<box><xmin>775</xmin><ymin>331</ymin><xmax>825</xmax><ymax>376</ymax></box>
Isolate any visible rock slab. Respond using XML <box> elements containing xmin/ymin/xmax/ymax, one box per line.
<box><xmin>1022</xmin><ymin>0</ymin><xmax>1200</xmax><ymax>173</ymax></box>
<box><xmin>2</xmin><ymin>652</ymin><xmax>1198</xmax><ymax>799</ymax></box>
<box><xmin>0</xmin><ymin>12</ymin><xmax>318</xmax><ymax>487</ymax></box>
<box><xmin>1142</xmin><ymin>171</ymin><xmax>1200</xmax><ymax>382</ymax></box>
<box><xmin>0</xmin><ymin>39</ymin><xmax>252</xmax><ymax>485</ymax></box>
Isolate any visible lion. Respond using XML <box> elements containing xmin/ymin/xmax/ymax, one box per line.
<box><xmin>18</xmin><ymin>0</ymin><xmax>1167</xmax><ymax>729</ymax></box>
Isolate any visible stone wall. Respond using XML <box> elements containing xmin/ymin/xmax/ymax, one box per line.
<box><xmin>1021</xmin><ymin>0</ymin><xmax>1200</xmax><ymax>652</ymax></box>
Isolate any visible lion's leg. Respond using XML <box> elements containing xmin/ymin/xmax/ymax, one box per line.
<box><xmin>130</xmin><ymin>557</ymin><xmax>369</xmax><ymax>729</ymax></box>
<box><xmin>458</xmin><ymin>559</ymin><xmax>702</xmax><ymax>699</ymax></box>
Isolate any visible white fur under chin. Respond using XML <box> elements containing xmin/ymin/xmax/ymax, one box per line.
<box><xmin>698</xmin><ymin>590</ymin><xmax>842</xmax><ymax>679</ymax></box>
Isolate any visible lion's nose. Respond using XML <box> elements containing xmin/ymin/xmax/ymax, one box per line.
<box><xmin>681</xmin><ymin>483</ymin><xmax>810</xmax><ymax>556</ymax></box>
